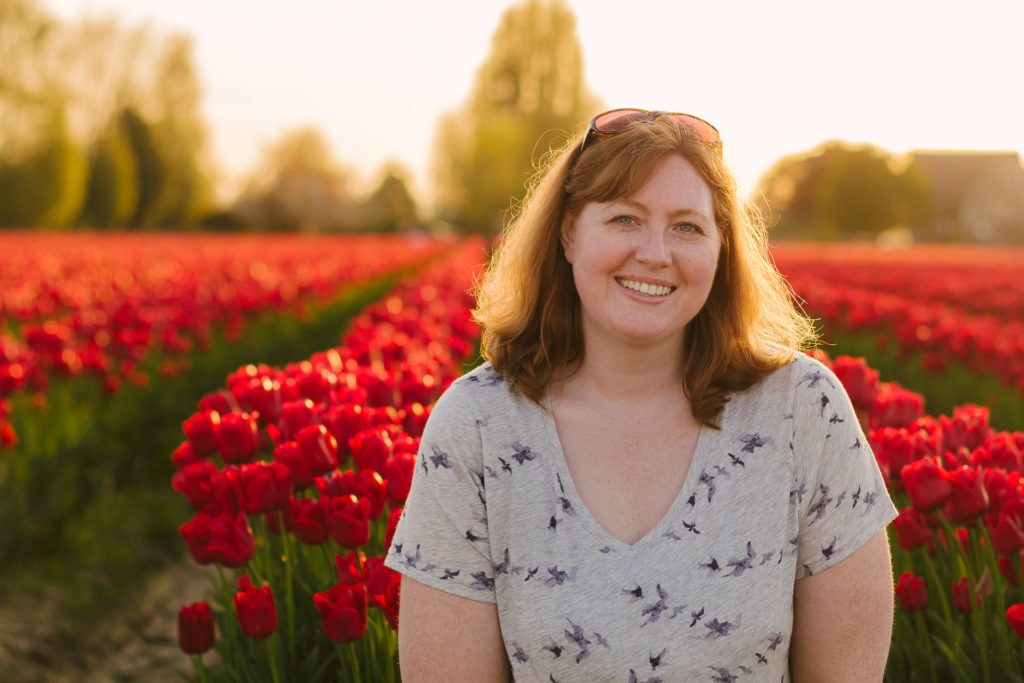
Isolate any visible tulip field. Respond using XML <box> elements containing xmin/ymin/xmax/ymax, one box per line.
<box><xmin>1</xmin><ymin>232</ymin><xmax>1023</xmax><ymax>681</ymax></box>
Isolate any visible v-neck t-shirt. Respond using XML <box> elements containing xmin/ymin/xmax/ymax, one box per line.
<box><xmin>384</xmin><ymin>352</ymin><xmax>898</xmax><ymax>682</ymax></box>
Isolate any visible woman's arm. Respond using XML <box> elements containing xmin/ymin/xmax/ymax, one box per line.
<box><xmin>398</xmin><ymin>575</ymin><xmax>511</xmax><ymax>682</ymax></box>
<box><xmin>789</xmin><ymin>529</ymin><xmax>894</xmax><ymax>682</ymax></box>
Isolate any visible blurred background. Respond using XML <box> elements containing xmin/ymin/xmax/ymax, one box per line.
<box><xmin>3</xmin><ymin>0</ymin><xmax>1023</xmax><ymax>241</ymax></box>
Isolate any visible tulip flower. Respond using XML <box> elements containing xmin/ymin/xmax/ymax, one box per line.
<box><xmin>895</xmin><ymin>572</ymin><xmax>928</xmax><ymax>612</ymax></box>
<box><xmin>349</xmin><ymin>428</ymin><xmax>393</xmax><ymax>474</ymax></box>
<box><xmin>285</xmin><ymin>497</ymin><xmax>330</xmax><ymax>545</ymax></box>
<box><xmin>278</xmin><ymin>399</ymin><xmax>319</xmax><ymax>441</ymax></box>
<box><xmin>385</xmin><ymin>507</ymin><xmax>402</xmax><ymax>552</ymax></box>
<box><xmin>335</xmin><ymin>550</ymin><xmax>366</xmax><ymax>586</ymax></box>
<box><xmin>946</xmin><ymin>465</ymin><xmax>989</xmax><ymax>522</ymax></box>
<box><xmin>183</xmin><ymin>409</ymin><xmax>221</xmax><ymax>458</ymax></box>
<box><xmin>831</xmin><ymin>355</ymin><xmax>879</xmax><ymax>411</ymax></box>
<box><xmin>179</xmin><ymin>509</ymin><xmax>255</xmax><ymax>568</ymax></box>
<box><xmin>234</xmin><ymin>575</ymin><xmax>278</xmax><ymax>639</ymax></box>
<box><xmin>901</xmin><ymin>457</ymin><xmax>952</xmax><ymax>512</ymax></box>
<box><xmin>989</xmin><ymin>501</ymin><xmax>1024</xmax><ymax>555</ymax></box>
<box><xmin>216</xmin><ymin>411</ymin><xmax>260</xmax><ymax>464</ymax></box>
<box><xmin>178</xmin><ymin>601</ymin><xmax>215</xmax><ymax>655</ymax></box>
<box><xmin>172</xmin><ymin>460</ymin><xmax>220</xmax><ymax>509</ymax></box>
<box><xmin>274</xmin><ymin>440</ymin><xmax>317</xmax><ymax>490</ymax></box>
<box><xmin>313</xmin><ymin>582</ymin><xmax>367</xmax><ymax>643</ymax></box>
<box><xmin>891</xmin><ymin>507</ymin><xmax>932</xmax><ymax>551</ymax></box>
<box><xmin>239</xmin><ymin>460</ymin><xmax>293</xmax><ymax>514</ymax></box>
<box><xmin>294</xmin><ymin>424</ymin><xmax>338</xmax><ymax>477</ymax></box>
<box><xmin>951</xmin><ymin>578</ymin><xmax>980</xmax><ymax>614</ymax></box>
<box><xmin>1008</xmin><ymin>604</ymin><xmax>1024</xmax><ymax>639</ymax></box>
<box><xmin>319</xmin><ymin>469</ymin><xmax>387</xmax><ymax>519</ymax></box>
<box><xmin>326</xmin><ymin>494</ymin><xmax>372</xmax><ymax>549</ymax></box>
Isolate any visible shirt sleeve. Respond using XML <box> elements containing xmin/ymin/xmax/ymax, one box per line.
<box><xmin>384</xmin><ymin>379</ymin><xmax>496</xmax><ymax>603</ymax></box>
<box><xmin>792</xmin><ymin>357</ymin><xmax>898</xmax><ymax>578</ymax></box>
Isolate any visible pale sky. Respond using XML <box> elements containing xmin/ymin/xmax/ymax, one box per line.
<box><xmin>43</xmin><ymin>0</ymin><xmax>1024</xmax><ymax>207</ymax></box>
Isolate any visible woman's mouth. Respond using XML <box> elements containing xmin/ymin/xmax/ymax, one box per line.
<box><xmin>615</xmin><ymin>277</ymin><xmax>675</xmax><ymax>297</ymax></box>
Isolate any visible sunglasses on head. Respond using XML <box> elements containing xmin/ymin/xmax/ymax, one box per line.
<box><xmin>578</xmin><ymin>108</ymin><xmax>721</xmax><ymax>154</ymax></box>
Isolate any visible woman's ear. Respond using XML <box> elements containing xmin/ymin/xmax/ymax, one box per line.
<box><xmin>560</xmin><ymin>215</ymin><xmax>575</xmax><ymax>264</ymax></box>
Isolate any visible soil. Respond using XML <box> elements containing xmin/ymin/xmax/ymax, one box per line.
<box><xmin>0</xmin><ymin>560</ymin><xmax>219</xmax><ymax>682</ymax></box>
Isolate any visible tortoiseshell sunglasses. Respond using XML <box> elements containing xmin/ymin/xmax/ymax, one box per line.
<box><xmin>578</xmin><ymin>108</ymin><xmax>721</xmax><ymax>154</ymax></box>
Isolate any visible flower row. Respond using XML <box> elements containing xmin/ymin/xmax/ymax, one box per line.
<box><xmin>173</xmin><ymin>237</ymin><xmax>484</xmax><ymax>681</ymax></box>
<box><xmin>774</xmin><ymin>245</ymin><xmax>1024</xmax><ymax>394</ymax></box>
<box><xmin>824</xmin><ymin>350</ymin><xmax>1024</xmax><ymax>680</ymax></box>
<box><xmin>0</xmin><ymin>231</ymin><xmax>452</xmax><ymax>447</ymax></box>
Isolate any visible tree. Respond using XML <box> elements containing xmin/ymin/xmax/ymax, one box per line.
<box><xmin>756</xmin><ymin>141</ymin><xmax>933</xmax><ymax>240</ymax></box>
<box><xmin>78</xmin><ymin>114</ymin><xmax>138</xmax><ymax>228</ymax></box>
<box><xmin>233</xmin><ymin>127</ymin><xmax>352</xmax><ymax>232</ymax></box>
<box><xmin>432</xmin><ymin>0</ymin><xmax>601</xmax><ymax>234</ymax></box>
<box><xmin>0</xmin><ymin>107</ymin><xmax>86</xmax><ymax>228</ymax></box>
<box><xmin>356</xmin><ymin>163</ymin><xmax>419</xmax><ymax>232</ymax></box>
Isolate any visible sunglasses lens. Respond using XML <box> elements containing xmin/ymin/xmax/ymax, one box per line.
<box><xmin>667</xmin><ymin>114</ymin><xmax>720</xmax><ymax>146</ymax></box>
<box><xmin>592</xmin><ymin>109</ymin><xmax>651</xmax><ymax>134</ymax></box>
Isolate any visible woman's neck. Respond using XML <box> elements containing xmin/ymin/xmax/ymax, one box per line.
<box><xmin>559</xmin><ymin>335</ymin><xmax>686</xmax><ymax>404</ymax></box>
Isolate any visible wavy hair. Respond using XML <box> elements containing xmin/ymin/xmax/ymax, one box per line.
<box><xmin>473</xmin><ymin>115</ymin><xmax>816</xmax><ymax>427</ymax></box>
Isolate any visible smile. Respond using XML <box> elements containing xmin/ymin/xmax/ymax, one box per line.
<box><xmin>615</xmin><ymin>278</ymin><xmax>675</xmax><ymax>297</ymax></box>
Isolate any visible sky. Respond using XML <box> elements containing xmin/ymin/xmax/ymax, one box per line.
<box><xmin>42</xmin><ymin>0</ymin><xmax>1024</xmax><ymax>206</ymax></box>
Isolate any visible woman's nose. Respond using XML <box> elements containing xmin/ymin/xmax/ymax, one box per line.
<box><xmin>635</xmin><ymin>227</ymin><xmax>671</xmax><ymax>266</ymax></box>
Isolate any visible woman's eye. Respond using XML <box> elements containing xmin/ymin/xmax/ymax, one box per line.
<box><xmin>612</xmin><ymin>215</ymin><xmax>637</xmax><ymax>225</ymax></box>
<box><xmin>675</xmin><ymin>222</ymin><xmax>702</xmax><ymax>234</ymax></box>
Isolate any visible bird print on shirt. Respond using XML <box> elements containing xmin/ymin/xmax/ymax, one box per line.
<box><xmin>429</xmin><ymin>444</ymin><xmax>453</xmax><ymax>471</ymax></box>
<box><xmin>510</xmin><ymin>441</ymin><xmax>537</xmax><ymax>466</ymax></box>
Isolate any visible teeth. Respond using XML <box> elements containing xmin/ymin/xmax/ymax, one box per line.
<box><xmin>617</xmin><ymin>278</ymin><xmax>673</xmax><ymax>296</ymax></box>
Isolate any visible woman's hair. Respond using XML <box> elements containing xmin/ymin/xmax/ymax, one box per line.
<box><xmin>473</xmin><ymin>115</ymin><xmax>817</xmax><ymax>427</ymax></box>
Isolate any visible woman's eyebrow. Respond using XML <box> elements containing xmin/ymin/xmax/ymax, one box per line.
<box><xmin>610</xmin><ymin>197</ymin><xmax>710</xmax><ymax>222</ymax></box>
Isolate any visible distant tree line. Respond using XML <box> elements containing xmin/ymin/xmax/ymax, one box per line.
<box><xmin>0</xmin><ymin>0</ymin><xmax>214</xmax><ymax>229</ymax></box>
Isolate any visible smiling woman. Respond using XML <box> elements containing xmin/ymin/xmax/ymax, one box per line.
<box><xmin>386</xmin><ymin>110</ymin><xmax>898</xmax><ymax>682</ymax></box>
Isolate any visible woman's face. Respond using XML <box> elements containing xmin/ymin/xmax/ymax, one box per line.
<box><xmin>561</xmin><ymin>154</ymin><xmax>721</xmax><ymax>353</ymax></box>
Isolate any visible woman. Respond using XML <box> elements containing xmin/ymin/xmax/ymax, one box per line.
<box><xmin>385</xmin><ymin>109</ymin><xmax>897</xmax><ymax>681</ymax></box>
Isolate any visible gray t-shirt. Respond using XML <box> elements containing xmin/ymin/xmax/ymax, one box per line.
<box><xmin>385</xmin><ymin>352</ymin><xmax>897</xmax><ymax>682</ymax></box>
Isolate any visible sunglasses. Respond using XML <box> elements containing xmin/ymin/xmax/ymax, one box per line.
<box><xmin>578</xmin><ymin>108</ymin><xmax>721</xmax><ymax>154</ymax></box>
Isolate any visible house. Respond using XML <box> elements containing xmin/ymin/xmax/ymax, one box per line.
<box><xmin>908</xmin><ymin>151</ymin><xmax>1024</xmax><ymax>243</ymax></box>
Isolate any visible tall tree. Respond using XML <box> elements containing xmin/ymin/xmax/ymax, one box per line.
<box><xmin>757</xmin><ymin>141</ymin><xmax>932</xmax><ymax>240</ymax></box>
<box><xmin>432</xmin><ymin>0</ymin><xmax>600</xmax><ymax>234</ymax></box>
<box><xmin>357</xmin><ymin>163</ymin><xmax>419</xmax><ymax>232</ymax></box>
<box><xmin>233</xmin><ymin>127</ymin><xmax>352</xmax><ymax>232</ymax></box>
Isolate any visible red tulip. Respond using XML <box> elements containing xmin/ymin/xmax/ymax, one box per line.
<box><xmin>326</xmin><ymin>494</ymin><xmax>371</xmax><ymax>549</ymax></box>
<box><xmin>183</xmin><ymin>409</ymin><xmax>221</xmax><ymax>458</ymax></box>
<box><xmin>1007</xmin><ymin>604</ymin><xmax>1024</xmax><ymax>638</ymax></box>
<box><xmin>870</xmin><ymin>384</ymin><xmax>924</xmax><ymax>429</ymax></box>
<box><xmin>349</xmin><ymin>428</ymin><xmax>393</xmax><ymax>474</ymax></box>
<box><xmin>313</xmin><ymin>582</ymin><xmax>367</xmax><ymax>643</ymax></box>
<box><xmin>895</xmin><ymin>572</ymin><xmax>928</xmax><ymax>612</ymax></box>
<box><xmin>171</xmin><ymin>440</ymin><xmax>202</xmax><ymax>469</ymax></box>
<box><xmin>234</xmin><ymin>575</ymin><xmax>277</xmax><ymax>639</ymax></box>
<box><xmin>901</xmin><ymin>457</ymin><xmax>952</xmax><ymax>512</ymax></box>
<box><xmin>179</xmin><ymin>509</ymin><xmax>255</xmax><ymax>568</ymax></box>
<box><xmin>891</xmin><ymin>507</ymin><xmax>932</xmax><ymax>550</ymax></box>
<box><xmin>294</xmin><ymin>424</ymin><xmax>339</xmax><ymax>477</ymax></box>
<box><xmin>279</xmin><ymin>399</ymin><xmax>319</xmax><ymax>441</ymax></box>
<box><xmin>216</xmin><ymin>411</ymin><xmax>260</xmax><ymax>464</ymax></box>
<box><xmin>286</xmin><ymin>497</ymin><xmax>329</xmax><ymax>545</ymax></box>
<box><xmin>946</xmin><ymin>465</ymin><xmax>989</xmax><ymax>522</ymax></box>
<box><xmin>172</xmin><ymin>460</ymin><xmax>219</xmax><ymax>509</ymax></box>
<box><xmin>386</xmin><ymin>451</ymin><xmax>416</xmax><ymax>506</ymax></box>
<box><xmin>274</xmin><ymin>440</ymin><xmax>316</xmax><ymax>490</ymax></box>
<box><xmin>365</xmin><ymin>558</ymin><xmax>401</xmax><ymax>631</ymax></box>
<box><xmin>989</xmin><ymin>501</ymin><xmax>1024</xmax><ymax>555</ymax></box>
<box><xmin>319</xmin><ymin>469</ymin><xmax>387</xmax><ymax>519</ymax></box>
<box><xmin>831</xmin><ymin>355</ymin><xmax>879</xmax><ymax>412</ymax></box>
<box><xmin>335</xmin><ymin>550</ymin><xmax>366</xmax><ymax>586</ymax></box>
<box><xmin>952</xmin><ymin>577</ymin><xmax>980</xmax><ymax>614</ymax></box>
<box><xmin>321</xmin><ymin>403</ymin><xmax>366</xmax><ymax>459</ymax></box>
<box><xmin>178</xmin><ymin>601</ymin><xmax>215</xmax><ymax>655</ymax></box>
<box><xmin>239</xmin><ymin>460</ymin><xmax>293</xmax><ymax>514</ymax></box>
<box><xmin>385</xmin><ymin>507</ymin><xmax>402</xmax><ymax>552</ymax></box>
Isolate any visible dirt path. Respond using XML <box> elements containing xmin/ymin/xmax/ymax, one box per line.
<box><xmin>0</xmin><ymin>560</ymin><xmax>220</xmax><ymax>682</ymax></box>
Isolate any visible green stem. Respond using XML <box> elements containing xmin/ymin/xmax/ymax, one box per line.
<box><xmin>265</xmin><ymin>638</ymin><xmax>281</xmax><ymax>683</ymax></box>
<box><xmin>194</xmin><ymin>653</ymin><xmax>207</xmax><ymax>683</ymax></box>
<box><xmin>914</xmin><ymin>610</ymin><xmax>937</xmax><ymax>682</ymax></box>
<box><xmin>278</xmin><ymin>511</ymin><xmax>296</xmax><ymax>666</ymax></box>
<box><xmin>349</xmin><ymin>641</ymin><xmax>362</xmax><ymax>682</ymax></box>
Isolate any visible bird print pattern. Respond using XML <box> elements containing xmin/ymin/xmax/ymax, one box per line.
<box><xmin>384</xmin><ymin>354</ymin><xmax>898</xmax><ymax>681</ymax></box>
